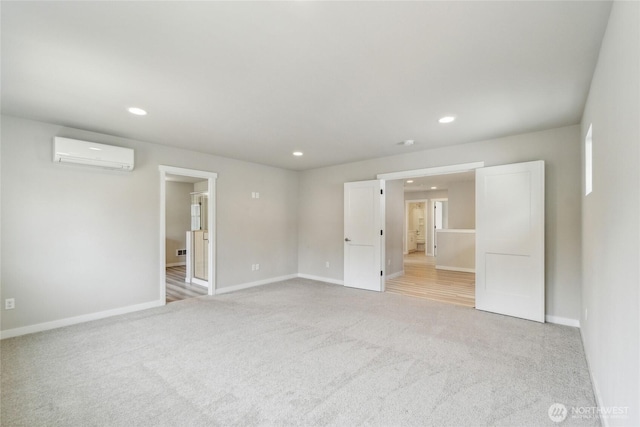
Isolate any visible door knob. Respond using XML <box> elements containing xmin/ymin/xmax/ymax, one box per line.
<box><xmin>345</xmin><ymin>238</ymin><xmax>351</xmax><ymax>242</ymax></box>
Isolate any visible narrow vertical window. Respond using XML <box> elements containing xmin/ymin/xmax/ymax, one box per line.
<box><xmin>585</xmin><ymin>124</ymin><xmax>593</xmax><ymax>196</ymax></box>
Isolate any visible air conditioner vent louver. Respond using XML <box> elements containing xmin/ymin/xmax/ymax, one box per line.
<box><xmin>53</xmin><ymin>137</ymin><xmax>135</xmax><ymax>171</ymax></box>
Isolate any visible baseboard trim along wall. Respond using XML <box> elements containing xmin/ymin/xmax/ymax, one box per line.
<box><xmin>0</xmin><ymin>279</ymin><xmax>581</xmax><ymax>339</ymax></box>
<box><xmin>215</xmin><ymin>274</ymin><xmax>299</xmax><ymax>295</ymax></box>
<box><xmin>545</xmin><ymin>315</ymin><xmax>580</xmax><ymax>328</ymax></box>
<box><xmin>435</xmin><ymin>265</ymin><xmax>476</xmax><ymax>273</ymax></box>
<box><xmin>166</xmin><ymin>262</ymin><xmax>186</xmax><ymax>267</ymax></box>
<box><xmin>579</xmin><ymin>330</ymin><xmax>609</xmax><ymax>427</ymax></box>
<box><xmin>297</xmin><ymin>273</ymin><xmax>344</xmax><ymax>286</ymax></box>
<box><xmin>0</xmin><ymin>300</ymin><xmax>165</xmax><ymax>340</ymax></box>
<box><xmin>386</xmin><ymin>271</ymin><xmax>404</xmax><ymax>280</ymax></box>
<box><xmin>190</xmin><ymin>277</ymin><xmax>208</xmax><ymax>288</ymax></box>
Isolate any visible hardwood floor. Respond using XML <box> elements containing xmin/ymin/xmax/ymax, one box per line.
<box><xmin>166</xmin><ymin>266</ymin><xmax>207</xmax><ymax>304</ymax></box>
<box><xmin>386</xmin><ymin>252</ymin><xmax>475</xmax><ymax>307</ymax></box>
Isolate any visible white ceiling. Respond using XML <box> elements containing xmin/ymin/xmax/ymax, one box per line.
<box><xmin>1</xmin><ymin>1</ymin><xmax>612</xmax><ymax>171</ymax></box>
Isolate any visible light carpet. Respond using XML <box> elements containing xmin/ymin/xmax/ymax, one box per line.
<box><xmin>1</xmin><ymin>278</ymin><xmax>598</xmax><ymax>426</ymax></box>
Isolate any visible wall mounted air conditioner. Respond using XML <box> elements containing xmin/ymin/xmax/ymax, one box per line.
<box><xmin>53</xmin><ymin>137</ymin><xmax>135</xmax><ymax>171</ymax></box>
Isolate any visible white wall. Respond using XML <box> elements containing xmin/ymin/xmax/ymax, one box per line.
<box><xmin>384</xmin><ymin>180</ymin><xmax>404</xmax><ymax>277</ymax></box>
<box><xmin>0</xmin><ymin>116</ymin><xmax>299</xmax><ymax>332</ymax></box>
<box><xmin>447</xmin><ymin>180</ymin><xmax>475</xmax><ymax>229</ymax></box>
<box><xmin>405</xmin><ymin>190</ymin><xmax>448</xmax><ymax>200</ymax></box>
<box><xmin>165</xmin><ymin>181</ymin><xmax>191</xmax><ymax>265</ymax></box>
<box><xmin>298</xmin><ymin>125</ymin><xmax>582</xmax><ymax>322</ymax></box>
<box><xmin>580</xmin><ymin>1</ymin><xmax>639</xmax><ymax>425</ymax></box>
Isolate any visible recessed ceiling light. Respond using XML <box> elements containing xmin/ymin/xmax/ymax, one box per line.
<box><xmin>293</xmin><ymin>151</ymin><xmax>303</xmax><ymax>156</ymax></box>
<box><xmin>399</xmin><ymin>139</ymin><xmax>415</xmax><ymax>146</ymax></box>
<box><xmin>128</xmin><ymin>107</ymin><xmax>147</xmax><ymax>116</ymax></box>
<box><xmin>431</xmin><ymin>186</ymin><xmax>437</xmax><ymax>189</ymax></box>
<box><xmin>438</xmin><ymin>116</ymin><xmax>455</xmax><ymax>124</ymax></box>
<box><xmin>406</xmin><ymin>180</ymin><xmax>414</xmax><ymax>183</ymax></box>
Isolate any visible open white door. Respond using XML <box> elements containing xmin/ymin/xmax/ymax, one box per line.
<box><xmin>476</xmin><ymin>161</ymin><xmax>545</xmax><ymax>322</ymax></box>
<box><xmin>344</xmin><ymin>180</ymin><xmax>385</xmax><ymax>292</ymax></box>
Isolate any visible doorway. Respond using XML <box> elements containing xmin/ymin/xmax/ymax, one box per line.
<box><xmin>386</xmin><ymin>172</ymin><xmax>475</xmax><ymax>307</ymax></box>
<box><xmin>381</xmin><ymin>163</ymin><xmax>479</xmax><ymax>308</ymax></box>
<box><xmin>159</xmin><ymin>166</ymin><xmax>217</xmax><ymax>304</ymax></box>
<box><xmin>405</xmin><ymin>200</ymin><xmax>427</xmax><ymax>254</ymax></box>
<box><xmin>373</xmin><ymin>160</ymin><xmax>546</xmax><ymax>322</ymax></box>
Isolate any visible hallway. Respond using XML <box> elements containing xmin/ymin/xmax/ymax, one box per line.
<box><xmin>386</xmin><ymin>252</ymin><xmax>475</xmax><ymax>307</ymax></box>
<box><xmin>166</xmin><ymin>266</ymin><xmax>208</xmax><ymax>303</ymax></box>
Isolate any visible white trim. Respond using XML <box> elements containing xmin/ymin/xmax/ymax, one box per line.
<box><xmin>185</xmin><ymin>231</ymin><xmax>192</xmax><ymax>283</ymax></box>
<box><xmin>166</xmin><ymin>262</ymin><xmax>186</xmax><ymax>267</ymax></box>
<box><xmin>376</xmin><ymin>161</ymin><xmax>484</xmax><ymax>181</ymax></box>
<box><xmin>436</xmin><ymin>229</ymin><xmax>476</xmax><ymax>234</ymax></box>
<box><xmin>545</xmin><ymin>315</ymin><xmax>580</xmax><ymax>327</ymax></box>
<box><xmin>386</xmin><ymin>270</ymin><xmax>404</xmax><ymax>280</ymax></box>
<box><xmin>435</xmin><ymin>265</ymin><xmax>475</xmax><ymax>273</ymax></box>
<box><xmin>215</xmin><ymin>274</ymin><xmax>298</xmax><ymax>295</ymax></box>
<box><xmin>580</xmin><ymin>330</ymin><xmax>608</xmax><ymax>427</ymax></box>
<box><xmin>0</xmin><ymin>300</ymin><xmax>164</xmax><ymax>339</ymax></box>
<box><xmin>297</xmin><ymin>273</ymin><xmax>345</xmax><ymax>286</ymax></box>
<box><xmin>191</xmin><ymin>277</ymin><xmax>208</xmax><ymax>288</ymax></box>
<box><xmin>405</xmin><ymin>199</ymin><xmax>428</xmax><ymax>255</ymax></box>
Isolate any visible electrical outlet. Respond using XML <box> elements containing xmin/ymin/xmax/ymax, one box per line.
<box><xmin>251</xmin><ymin>264</ymin><xmax>255</xmax><ymax>271</ymax></box>
<box><xmin>255</xmin><ymin>263</ymin><xmax>260</xmax><ymax>270</ymax></box>
<box><xmin>5</xmin><ymin>298</ymin><xmax>15</xmax><ymax>310</ymax></box>
<box><xmin>325</xmin><ymin>261</ymin><xmax>330</xmax><ymax>268</ymax></box>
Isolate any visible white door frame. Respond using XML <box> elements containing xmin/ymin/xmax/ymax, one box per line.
<box><xmin>404</xmin><ymin>199</ymin><xmax>428</xmax><ymax>254</ymax></box>
<box><xmin>159</xmin><ymin>165</ymin><xmax>218</xmax><ymax>302</ymax></box>
<box><xmin>377</xmin><ymin>162</ymin><xmax>485</xmax><ymax>181</ymax></box>
<box><xmin>430</xmin><ymin>197</ymin><xmax>448</xmax><ymax>256</ymax></box>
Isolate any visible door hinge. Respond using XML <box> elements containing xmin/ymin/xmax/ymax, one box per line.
<box><xmin>380</xmin><ymin>230</ymin><xmax>383</xmax><ymax>236</ymax></box>
<box><xmin>380</xmin><ymin>189</ymin><xmax>383</xmax><ymax>195</ymax></box>
<box><xmin>380</xmin><ymin>270</ymin><xmax>383</xmax><ymax>276</ymax></box>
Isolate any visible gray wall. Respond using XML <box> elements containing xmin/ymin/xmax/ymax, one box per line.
<box><xmin>165</xmin><ymin>181</ymin><xmax>192</xmax><ymax>265</ymax></box>
<box><xmin>580</xmin><ymin>1</ymin><xmax>639</xmax><ymax>424</ymax></box>
<box><xmin>1</xmin><ymin>116</ymin><xmax>299</xmax><ymax>331</ymax></box>
<box><xmin>384</xmin><ymin>179</ymin><xmax>404</xmax><ymax>277</ymax></box>
<box><xmin>298</xmin><ymin>125</ymin><xmax>582</xmax><ymax>321</ymax></box>
<box><xmin>447</xmin><ymin>180</ymin><xmax>475</xmax><ymax>229</ymax></box>
<box><xmin>405</xmin><ymin>190</ymin><xmax>448</xmax><ymax>201</ymax></box>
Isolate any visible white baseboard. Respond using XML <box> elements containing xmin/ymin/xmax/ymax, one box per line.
<box><xmin>215</xmin><ymin>274</ymin><xmax>298</xmax><ymax>295</ymax></box>
<box><xmin>545</xmin><ymin>315</ymin><xmax>580</xmax><ymax>327</ymax></box>
<box><xmin>386</xmin><ymin>270</ymin><xmax>404</xmax><ymax>280</ymax></box>
<box><xmin>436</xmin><ymin>265</ymin><xmax>475</xmax><ymax>273</ymax></box>
<box><xmin>0</xmin><ymin>300</ymin><xmax>165</xmax><ymax>340</ymax></box>
<box><xmin>579</xmin><ymin>329</ymin><xmax>608</xmax><ymax>427</ymax></box>
<box><xmin>297</xmin><ymin>273</ymin><xmax>344</xmax><ymax>286</ymax></box>
<box><xmin>166</xmin><ymin>262</ymin><xmax>186</xmax><ymax>267</ymax></box>
<box><xmin>190</xmin><ymin>277</ymin><xmax>208</xmax><ymax>288</ymax></box>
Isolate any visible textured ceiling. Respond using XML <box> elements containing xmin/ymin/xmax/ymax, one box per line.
<box><xmin>1</xmin><ymin>1</ymin><xmax>612</xmax><ymax>170</ymax></box>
